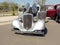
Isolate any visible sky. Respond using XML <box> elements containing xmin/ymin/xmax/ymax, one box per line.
<box><xmin>0</xmin><ymin>0</ymin><xmax>36</xmax><ymax>6</ymax></box>
<box><xmin>45</xmin><ymin>0</ymin><xmax>60</xmax><ymax>5</ymax></box>
<box><xmin>0</xmin><ymin>0</ymin><xmax>60</xmax><ymax>5</ymax></box>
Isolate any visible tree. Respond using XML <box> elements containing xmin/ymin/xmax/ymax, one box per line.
<box><xmin>11</xmin><ymin>3</ymin><xmax>18</xmax><ymax>11</ymax></box>
<box><xmin>2</xmin><ymin>2</ymin><xmax>8</xmax><ymax>7</ymax></box>
<box><xmin>22</xmin><ymin>5</ymin><xmax>25</xmax><ymax>8</ymax></box>
<box><xmin>2</xmin><ymin>2</ymin><xmax>8</xmax><ymax>11</ymax></box>
<box><xmin>11</xmin><ymin>3</ymin><xmax>18</xmax><ymax>15</ymax></box>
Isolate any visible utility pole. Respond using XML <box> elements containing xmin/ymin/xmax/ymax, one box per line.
<box><xmin>36</xmin><ymin>0</ymin><xmax>42</xmax><ymax>6</ymax></box>
<box><xmin>42</xmin><ymin>0</ymin><xmax>46</xmax><ymax>5</ymax></box>
<box><xmin>36</xmin><ymin>0</ymin><xmax>46</xmax><ymax>5</ymax></box>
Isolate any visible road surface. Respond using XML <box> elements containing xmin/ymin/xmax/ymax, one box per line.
<box><xmin>0</xmin><ymin>16</ymin><xmax>60</xmax><ymax>45</ymax></box>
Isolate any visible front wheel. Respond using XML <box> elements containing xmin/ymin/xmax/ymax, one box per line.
<box><xmin>41</xmin><ymin>28</ymin><xmax>47</xmax><ymax>36</ymax></box>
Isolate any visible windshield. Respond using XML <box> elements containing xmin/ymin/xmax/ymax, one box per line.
<box><xmin>47</xmin><ymin>6</ymin><xmax>54</xmax><ymax>10</ymax></box>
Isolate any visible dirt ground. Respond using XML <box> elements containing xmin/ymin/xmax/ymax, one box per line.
<box><xmin>0</xmin><ymin>16</ymin><xmax>60</xmax><ymax>45</ymax></box>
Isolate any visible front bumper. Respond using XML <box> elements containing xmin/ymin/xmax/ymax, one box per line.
<box><xmin>15</xmin><ymin>29</ymin><xmax>46</xmax><ymax>35</ymax></box>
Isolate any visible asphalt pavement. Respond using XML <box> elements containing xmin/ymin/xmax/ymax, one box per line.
<box><xmin>0</xmin><ymin>16</ymin><xmax>60</xmax><ymax>45</ymax></box>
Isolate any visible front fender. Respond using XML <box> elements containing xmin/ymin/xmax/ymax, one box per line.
<box><xmin>12</xmin><ymin>19</ymin><xmax>20</xmax><ymax>29</ymax></box>
<box><xmin>33</xmin><ymin>20</ymin><xmax>45</xmax><ymax>31</ymax></box>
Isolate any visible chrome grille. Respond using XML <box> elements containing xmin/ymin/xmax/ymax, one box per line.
<box><xmin>23</xmin><ymin>14</ymin><xmax>32</xmax><ymax>30</ymax></box>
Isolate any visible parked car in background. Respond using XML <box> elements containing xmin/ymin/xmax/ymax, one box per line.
<box><xmin>46</xmin><ymin>5</ymin><xmax>56</xmax><ymax>19</ymax></box>
<box><xmin>55</xmin><ymin>4</ymin><xmax>60</xmax><ymax>23</ymax></box>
